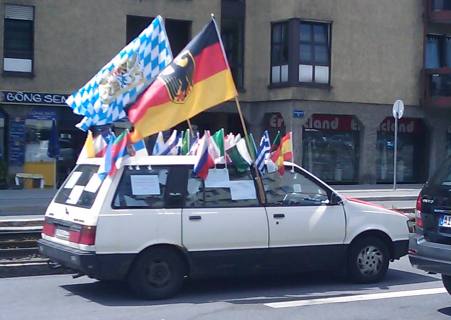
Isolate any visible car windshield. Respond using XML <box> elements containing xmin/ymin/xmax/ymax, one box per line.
<box><xmin>429</xmin><ymin>158</ymin><xmax>451</xmax><ymax>187</ymax></box>
<box><xmin>54</xmin><ymin>164</ymin><xmax>101</xmax><ymax>209</ymax></box>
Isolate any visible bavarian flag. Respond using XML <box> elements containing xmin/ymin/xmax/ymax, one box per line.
<box><xmin>128</xmin><ymin>19</ymin><xmax>237</xmax><ymax>141</ymax></box>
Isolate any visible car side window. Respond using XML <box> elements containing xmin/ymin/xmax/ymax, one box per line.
<box><xmin>112</xmin><ymin>166</ymin><xmax>171</xmax><ymax>209</ymax></box>
<box><xmin>263</xmin><ymin>167</ymin><xmax>329</xmax><ymax>206</ymax></box>
<box><xmin>186</xmin><ymin>167</ymin><xmax>259</xmax><ymax>208</ymax></box>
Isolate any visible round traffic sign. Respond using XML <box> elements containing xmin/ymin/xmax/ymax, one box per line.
<box><xmin>393</xmin><ymin>100</ymin><xmax>404</xmax><ymax>119</ymax></box>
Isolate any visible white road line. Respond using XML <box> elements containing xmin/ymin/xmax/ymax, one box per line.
<box><xmin>265</xmin><ymin>288</ymin><xmax>447</xmax><ymax>308</ymax></box>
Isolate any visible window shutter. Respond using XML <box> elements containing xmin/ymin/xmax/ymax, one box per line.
<box><xmin>5</xmin><ymin>5</ymin><xmax>34</xmax><ymax>21</ymax></box>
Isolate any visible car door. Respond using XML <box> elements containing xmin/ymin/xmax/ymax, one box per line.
<box><xmin>263</xmin><ymin>166</ymin><xmax>346</xmax><ymax>271</ymax></box>
<box><xmin>182</xmin><ymin>167</ymin><xmax>269</xmax><ymax>275</ymax></box>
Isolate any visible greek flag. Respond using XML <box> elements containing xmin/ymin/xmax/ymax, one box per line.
<box><xmin>255</xmin><ymin>130</ymin><xmax>271</xmax><ymax>174</ymax></box>
<box><xmin>66</xmin><ymin>16</ymin><xmax>172</xmax><ymax>131</ymax></box>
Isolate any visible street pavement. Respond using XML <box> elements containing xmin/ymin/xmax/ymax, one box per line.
<box><xmin>1</xmin><ymin>257</ymin><xmax>449</xmax><ymax>320</ymax></box>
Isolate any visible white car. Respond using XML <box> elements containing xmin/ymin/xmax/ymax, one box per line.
<box><xmin>38</xmin><ymin>156</ymin><xmax>409</xmax><ymax>299</ymax></box>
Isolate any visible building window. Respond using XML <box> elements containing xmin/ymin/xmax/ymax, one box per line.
<box><xmin>299</xmin><ymin>22</ymin><xmax>330</xmax><ymax>84</ymax></box>
<box><xmin>126</xmin><ymin>16</ymin><xmax>191</xmax><ymax>57</ymax></box>
<box><xmin>221</xmin><ymin>0</ymin><xmax>245</xmax><ymax>90</ymax></box>
<box><xmin>425</xmin><ymin>34</ymin><xmax>451</xmax><ymax>68</ymax></box>
<box><xmin>270</xmin><ymin>19</ymin><xmax>331</xmax><ymax>87</ymax></box>
<box><xmin>432</xmin><ymin>0</ymin><xmax>451</xmax><ymax>11</ymax></box>
<box><xmin>270</xmin><ymin>22</ymin><xmax>289</xmax><ymax>84</ymax></box>
<box><xmin>3</xmin><ymin>4</ymin><xmax>34</xmax><ymax>74</ymax></box>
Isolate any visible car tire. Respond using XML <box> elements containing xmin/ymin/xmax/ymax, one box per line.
<box><xmin>442</xmin><ymin>274</ymin><xmax>451</xmax><ymax>295</ymax></box>
<box><xmin>348</xmin><ymin>236</ymin><xmax>389</xmax><ymax>283</ymax></box>
<box><xmin>127</xmin><ymin>247</ymin><xmax>186</xmax><ymax>299</ymax></box>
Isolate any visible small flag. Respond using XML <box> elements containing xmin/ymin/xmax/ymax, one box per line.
<box><xmin>226</xmin><ymin>136</ymin><xmax>252</xmax><ymax>173</ymax></box>
<box><xmin>129</xmin><ymin>18</ymin><xmax>237</xmax><ymax>141</ymax></box>
<box><xmin>132</xmin><ymin>139</ymin><xmax>148</xmax><ymax>157</ymax></box>
<box><xmin>161</xmin><ymin>130</ymin><xmax>180</xmax><ymax>155</ymax></box>
<box><xmin>210</xmin><ymin>129</ymin><xmax>225</xmax><ymax>164</ymax></box>
<box><xmin>270</xmin><ymin>132</ymin><xmax>292</xmax><ymax>175</ymax></box>
<box><xmin>77</xmin><ymin>130</ymin><xmax>96</xmax><ymax>161</ymax></box>
<box><xmin>188</xmin><ymin>132</ymin><xmax>200</xmax><ymax>155</ymax></box>
<box><xmin>66</xmin><ymin>16</ymin><xmax>172</xmax><ymax>131</ymax></box>
<box><xmin>47</xmin><ymin>119</ymin><xmax>60</xmax><ymax>159</ymax></box>
<box><xmin>255</xmin><ymin>130</ymin><xmax>271</xmax><ymax>174</ymax></box>
<box><xmin>193</xmin><ymin>131</ymin><xmax>215</xmax><ymax>179</ymax></box>
<box><xmin>152</xmin><ymin>132</ymin><xmax>165</xmax><ymax>155</ymax></box>
<box><xmin>109</xmin><ymin>130</ymin><xmax>130</xmax><ymax>177</ymax></box>
<box><xmin>181</xmin><ymin>129</ymin><xmax>191</xmax><ymax>155</ymax></box>
<box><xmin>282</xmin><ymin>132</ymin><xmax>293</xmax><ymax>161</ymax></box>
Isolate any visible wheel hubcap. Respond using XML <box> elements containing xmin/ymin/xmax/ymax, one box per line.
<box><xmin>356</xmin><ymin>245</ymin><xmax>383</xmax><ymax>276</ymax></box>
<box><xmin>146</xmin><ymin>260</ymin><xmax>171</xmax><ymax>287</ymax></box>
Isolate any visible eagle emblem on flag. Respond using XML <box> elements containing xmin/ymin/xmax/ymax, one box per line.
<box><xmin>160</xmin><ymin>50</ymin><xmax>195</xmax><ymax>103</ymax></box>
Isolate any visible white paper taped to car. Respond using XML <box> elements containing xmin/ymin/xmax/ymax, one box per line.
<box><xmin>187</xmin><ymin>178</ymin><xmax>202</xmax><ymax>195</ymax></box>
<box><xmin>85</xmin><ymin>174</ymin><xmax>103</xmax><ymax>193</ymax></box>
<box><xmin>64</xmin><ymin>171</ymin><xmax>82</xmax><ymax>189</ymax></box>
<box><xmin>229</xmin><ymin>180</ymin><xmax>257</xmax><ymax>200</ymax></box>
<box><xmin>205</xmin><ymin>168</ymin><xmax>230</xmax><ymax>188</ymax></box>
<box><xmin>131</xmin><ymin>175</ymin><xmax>160</xmax><ymax>195</ymax></box>
<box><xmin>66</xmin><ymin>185</ymin><xmax>85</xmax><ymax>204</ymax></box>
<box><xmin>293</xmin><ymin>184</ymin><xmax>302</xmax><ymax>193</ymax></box>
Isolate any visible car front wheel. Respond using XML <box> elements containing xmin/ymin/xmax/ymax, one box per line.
<box><xmin>348</xmin><ymin>236</ymin><xmax>389</xmax><ymax>283</ymax></box>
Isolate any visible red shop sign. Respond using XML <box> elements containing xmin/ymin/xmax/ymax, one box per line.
<box><xmin>304</xmin><ymin>114</ymin><xmax>360</xmax><ymax>131</ymax></box>
<box><xmin>379</xmin><ymin>117</ymin><xmax>423</xmax><ymax>134</ymax></box>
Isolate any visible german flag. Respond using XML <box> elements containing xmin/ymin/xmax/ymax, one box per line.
<box><xmin>128</xmin><ymin>19</ymin><xmax>237</xmax><ymax>141</ymax></box>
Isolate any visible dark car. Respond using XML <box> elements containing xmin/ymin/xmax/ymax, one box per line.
<box><xmin>409</xmin><ymin>157</ymin><xmax>451</xmax><ymax>294</ymax></box>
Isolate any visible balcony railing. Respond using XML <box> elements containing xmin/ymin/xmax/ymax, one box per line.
<box><xmin>424</xmin><ymin>68</ymin><xmax>451</xmax><ymax>107</ymax></box>
<box><xmin>426</xmin><ymin>0</ymin><xmax>451</xmax><ymax>23</ymax></box>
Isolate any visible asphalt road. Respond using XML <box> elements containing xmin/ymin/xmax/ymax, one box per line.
<box><xmin>1</xmin><ymin>257</ymin><xmax>450</xmax><ymax>320</ymax></box>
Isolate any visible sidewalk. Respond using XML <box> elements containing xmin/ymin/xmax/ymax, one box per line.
<box><xmin>0</xmin><ymin>184</ymin><xmax>422</xmax><ymax>220</ymax></box>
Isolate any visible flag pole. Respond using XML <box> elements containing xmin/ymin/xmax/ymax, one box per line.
<box><xmin>187</xmin><ymin>119</ymin><xmax>195</xmax><ymax>138</ymax></box>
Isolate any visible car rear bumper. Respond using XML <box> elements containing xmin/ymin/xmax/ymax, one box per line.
<box><xmin>37</xmin><ymin>239</ymin><xmax>134</xmax><ymax>280</ymax></box>
<box><xmin>409</xmin><ymin>234</ymin><xmax>451</xmax><ymax>275</ymax></box>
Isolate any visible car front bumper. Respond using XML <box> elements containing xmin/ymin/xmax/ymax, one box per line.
<box><xmin>409</xmin><ymin>233</ymin><xmax>451</xmax><ymax>275</ymax></box>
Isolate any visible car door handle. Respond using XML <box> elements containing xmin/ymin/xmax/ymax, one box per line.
<box><xmin>273</xmin><ymin>213</ymin><xmax>285</xmax><ymax>219</ymax></box>
<box><xmin>189</xmin><ymin>215</ymin><xmax>202</xmax><ymax>221</ymax></box>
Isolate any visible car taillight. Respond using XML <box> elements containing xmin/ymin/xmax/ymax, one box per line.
<box><xmin>69</xmin><ymin>225</ymin><xmax>96</xmax><ymax>245</ymax></box>
<box><xmin>42</xmin><ymin>218</ymin><xmax>56</xmax><ymax>237</ymax></box>
<box><xmin>415</xmin><ymin>194</ymin><xmax>423</xmax><ymax>228</ymax></box>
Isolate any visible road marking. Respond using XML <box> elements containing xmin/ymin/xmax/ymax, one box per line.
<box><xmin>265</xmin><ymin>288</ymin><xmax>447</xmax><ymax>308</ymax></box>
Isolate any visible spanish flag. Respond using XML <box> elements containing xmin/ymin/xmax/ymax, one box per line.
<box><xmin>270</xmin><ymin>132</ymin><xmax>293</xmax><ymax>175</ymax></box>
<box><xmin>128</xmin><ymin>19</ymin><xmax>237</xmax><ymax>141</ymax></box>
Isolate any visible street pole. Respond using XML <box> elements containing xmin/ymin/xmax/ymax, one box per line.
<box><xmin>393</xmin><ymin>115</ymin><xmax>398</xmax><ymax>190</ymax></box>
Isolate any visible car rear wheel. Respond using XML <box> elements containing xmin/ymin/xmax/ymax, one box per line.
<box><xmin>442</xmin><ymin>274</ymin><xmax>451</xmax><ymax>295</ymax></box>
<box><xmin>127</xmin><ymin>247</ymin><xmax>186</xmax><ymax>299</ymax></box>
<box><xmin>348</xmin><ymin>236</ymin><xmax>389</xmax><ymax>283</ymax></box>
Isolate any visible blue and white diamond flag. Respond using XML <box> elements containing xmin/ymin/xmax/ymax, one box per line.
<box><xmin>66</xmin><ymin>15</ymin><xmax>173</xmax><ymax>131</ymax></box>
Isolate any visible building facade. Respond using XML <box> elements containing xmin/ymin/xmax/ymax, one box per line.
<box><xmin>0</xmin><ymin>0</ymin><xmax>450</xmax><ymax>186</ymax></box>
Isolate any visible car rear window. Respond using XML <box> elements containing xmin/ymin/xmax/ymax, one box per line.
<box><xmin>429</xmin><ymin>158</ymin><xmax>451</xmax><ymax>187</ymax></box>
<box><xmin>54</xmin><ymin>164</ymin><xmax>101</xmax><ymax>209</ymax></box>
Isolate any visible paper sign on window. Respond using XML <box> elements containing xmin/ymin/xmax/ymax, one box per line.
<box><xmin>293</xmin><ymin>184</ymin><xmax>302</xmax><ymax>193</ymax></box>
<box><xmin>85</xmin><ymin>174</ymin><xmax>103</xmax><ymax>193</ymax></box>
<box><xmin>131</xmin><ymin>175</ymin><xmax>160</xmax><ymax>195</ymax></box>
<box><xmin>66</xmin><ymin>185</ymin><xmax>85</xmax><ymax>204</ymax></box>
<box><xmin>229</xmin><ymin>180</ymin><xmax>257</xmax><ymax>200</ymax></box>
<box><xmin>205</xmin><ymin>168</ymin><xmax>230</xmax><ymax>188</ymax></box>
<box><xmin>187</xmin><ymin>178</ymin><xmax>201</xmax><ymax>195</ymax></box>
<box><xmin>64</xmin><ymin>171</ymin><xmax>82</xmax><ymax>189</ymax></box>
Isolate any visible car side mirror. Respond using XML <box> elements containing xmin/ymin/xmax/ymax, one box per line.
<box><xmin>330</xmin><ymin>192</ymin><xmax>343</xmax><ymax>205</ymax></box>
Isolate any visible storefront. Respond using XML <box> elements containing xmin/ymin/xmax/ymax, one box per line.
<box><xmin>376</xmin><ymin>117</ymin><xmax>427</xmax><ymax>183</ymax></box>
<box><xmin>0</xmin><ymin>91</ymin><xmax>81</xmax><ymax>188</ymax></box>
<box><xmin>302</xmin><ymin>114</ymin><xmax>361</xmax><ymax>184</ymax></box>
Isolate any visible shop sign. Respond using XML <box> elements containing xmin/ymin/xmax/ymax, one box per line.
<box><xmin>8</xmin><ymin>117</ymin><xmax>26</xmax><ymax>166</ymax></box>
<box><xmin>267</xmin><ymin>113</ymin><xmax>285</xmax><ymax>128</ymax></box>
<box><xmin>27</xmin><ymin>108</ymin><xmax>57</xmax><ymax>120</ymax></box>
<box><xmin>304</xmin><ymin>114</ymin><xmax>360</xmax><ymax>131</ymax></box>
<box><xmin>379</xmin><ymin>117</ymin><xmax>423</xmax><ymax>134</ymax></box>
<box><xmin>0</xmin><ymin>91</ymin><xmax>68</xmax><ymax>106</ymax></box>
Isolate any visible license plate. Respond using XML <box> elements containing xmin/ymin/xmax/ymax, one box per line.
<box><xmin>55</xmin><ymin>228</ymin><xmax>70</xmax><ymax>240</ymax></box>
<box><xmin>439</xmin><ymin>215</ymin><xmax>451</xmax><ymax>228</ymax></box>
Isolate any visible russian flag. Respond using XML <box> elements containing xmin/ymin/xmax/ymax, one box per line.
<box><xmin>193</xmin><ymin>132</ymin><xmax>214</xmax><ymax>180</ymax></box>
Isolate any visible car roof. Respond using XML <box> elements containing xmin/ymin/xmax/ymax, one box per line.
<box><xmin>77</xmin><ymin>155</ymin><xmax>198</xmax><ymax>166</ymax></box>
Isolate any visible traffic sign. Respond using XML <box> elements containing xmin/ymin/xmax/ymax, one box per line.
<box><xmin>293</xmin><ymin>110</ymin><xmax>304</xmax><ymax>118</ymax></box>
<box><xmin>392</xmin><ymin>100</ymin><xmax>404</xmax><ymax>119</ymax></box>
